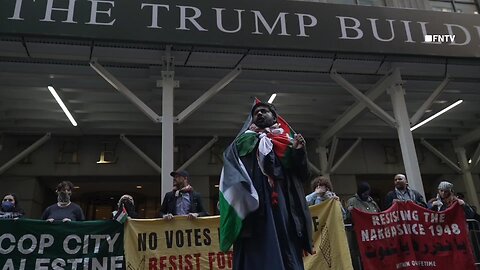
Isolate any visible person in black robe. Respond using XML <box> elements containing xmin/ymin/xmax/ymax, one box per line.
<box><xmin>232</xmin><ymin>102</ymin><xmax>313</xmax><ymax>270</ymax></box>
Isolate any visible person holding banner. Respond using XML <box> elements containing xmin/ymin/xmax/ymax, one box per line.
<box><xmin>306</xmin><ymin>176</ymin><xmax>346</xmax><ymax>220</ymax></box>
<box><xmin>41</xmin><ymin>181</ymin><xmax>85</xmax><ymax>222</ymax></box>
<box><xmin>384</xmin><ymin>173</ymin><xmax>427</xmax><ymax>209</ymax></box>
<box><xmin>219</xmin><ymin>101</ymin><xmax>313</xmax><ymax>270</ymax></box>
<box><xmin>0</xmin><ymin>193</ymin><xmax>24</xmax><ymax>219</ymax></box>
<box><xmin>306</xmin><ymin>176</ymin><xmax>338</xmax><ymax>205</ymax></box>
<box><xmin>346</xmin><ymin>182</ymin><xmax>380</xmax><ymax>220</ymax></box>
<box><xmin>113</xmin><ymin>194</ymin><xmax>138</xmax><ymax>219</ymax></box>
<box><xmin>160</xmin><ymin>170</ymin><xmax>208</xmax><ymax>220</ymax></box>
<box><xmin>428</xmin><ymin>181</ymin><xmax>475</xmax><ymax>219</ymax></box>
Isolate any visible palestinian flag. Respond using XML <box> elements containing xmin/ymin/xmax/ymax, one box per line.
<box><xmin>269</xmin><ymin>114</ymin><xmax>296</xmax><ymax>168</ymax></box>
<box><xmin>115</xmin><ymin>207</ymin><xmax>128</xmax><ymax>224</ymax></box>
<box><xmin>219</xmin><ymin>99</ymin><xmax>296</xmax><ymax>252</ymax></box>
<box><xmin>234</xmin><ymin>99</ymin><xmax>296</xmax><ymax>167</ymax></box>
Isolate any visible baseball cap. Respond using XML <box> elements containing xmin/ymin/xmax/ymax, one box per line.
<box><xmin>170</xmin><ymin>170</ymin><xmax>189</xmax><ymax>178</ymax></box>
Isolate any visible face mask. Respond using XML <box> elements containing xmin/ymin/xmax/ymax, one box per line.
<box><xmin>57</xmin><ymin>192</ymin><xmax>71</xmax><ymax>203</ymax></box>
<box><xmin>2</xmin><ymin>201</ymin><xmax>14</xmax><ymax>212</ymax></box>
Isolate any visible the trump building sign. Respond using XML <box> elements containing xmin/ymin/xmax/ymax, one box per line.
<box><xmin>1</xmin><ymin>0</ymin><xmax>480</xmax><ymax>58</ymax></box>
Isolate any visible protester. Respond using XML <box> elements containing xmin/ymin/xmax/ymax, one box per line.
<box><xmin>306</xmin><ymin>176</ymin><xmax>346</xmax><ymax>220</ymax></box>
<box><xmin>160</xmin><ymin>170</ymin><xmax>208</xmax><ymax>220</ymax></box>
<box><xmin>219</xmin><ymin>101</ymin><xmax>312</xmax><ymax>270</ymax></box>
<box><xmin>384</xmin><ymin>173</ymin><xmax>427</xmax><ymax>209</ymax></box>
<box><xmin>428</xmin><ymin>181</ymin><xmax>475</xmax><ymax>219</ymax></box>
<box><xmin>41</xmin><ymin>181</ymin><xmax>85</xmax><ymax>222</ymax></box>
<box><xmin>306</xmin><ymin>176</ymin><xmax>336</xmax><ymax>205</ymax></box>
<box><xmin>346</xmin><ymin>182</ymin><xmax>380</xmax><ymax>217</ymax></box>
<box><xmin>113</xmin><ymin>194</ymin><xmax>138</xmax><ymax>219</ymax></box>
<box><xmin>0</xmin><ymin>193</ymin><xmax>24</xmax><ymax>219</ymax></box>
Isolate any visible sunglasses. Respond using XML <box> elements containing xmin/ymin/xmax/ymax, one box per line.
<box><xmin>2</xmin><ymin>198</ymin><xmax>14</xmax><ymax>202</ymax></box>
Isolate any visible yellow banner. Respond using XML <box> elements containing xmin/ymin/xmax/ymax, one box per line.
<box><xmin>124</xmin><ymin>199</ymin><xmax>352</xmax><ymax>270</ymax></box>
<box><xmin>305</xmin><ymin>199</ymin><xmax>353</xmax><ymax>270</ymax></box>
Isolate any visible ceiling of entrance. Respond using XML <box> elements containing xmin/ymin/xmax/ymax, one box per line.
<box><xmin>1</xmin><ymin>36</ymin><xmax>480</xmax><ymax>145</ymax></box>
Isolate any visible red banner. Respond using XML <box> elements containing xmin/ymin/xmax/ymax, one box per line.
<box><xmin>352</xmin><ymin>201</ymin><xmax>476</xmax><ymax>270</ymax></box>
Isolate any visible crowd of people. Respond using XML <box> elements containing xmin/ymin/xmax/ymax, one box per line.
<box><xmin>0</xmin><ymin>170</ymin><xmax>207</xmax><ymax>222</ymax></box>
<box><xmin>0</xmin><ymin>102</ymin><xmax>475</xmax><ymax>233</ymax></box>
<box><xmin>306</xmin><ymin>173</ymin><xmax>477</xmax><ymax>222</ymax></box>
<box><xmin>3</xmin><ymin>172</ymin><xmax>472</xmax><ymax>229</ymax></box>
<box><xmin>1</xmin><ymin>101</ymin><xmax>479</xmax><ymax>270</ymax></box>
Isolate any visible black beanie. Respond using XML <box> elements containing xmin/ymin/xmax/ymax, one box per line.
<box><xmin>251</xmin><ymin>102</ymin><xmax>277</xmax><ymax>119</ymax></box>
<box><xmin>357</xmin><ymin>182</ymin><xmax>371</xmax><ymax>197</ymax></box>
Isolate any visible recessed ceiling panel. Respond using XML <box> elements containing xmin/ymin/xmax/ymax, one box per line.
<box><xmin>92</xmin><ymin>46</ymin><xmax>189</xmax><ymax>65</ymax></box>
<box><xmin>0</xmin><ymin>40</ymin><xmax>28</xmax><ymax>58</ymax></box>
<box><xmin>377</xmin><ymin>62</ymin><xmax>446</xmax><ymax>77</ymax></box>
<box><xmin>186</xmin><ymin>52</ymin><xmax>244</xmax><ymax>67</ymax></box>
<box><xmin>332</xmin><ymin>59</ymin><xmax>381</xmax><ymax>74</ymax></box>
<box><xmin>26</xmin><ymin>42</ymin><xmax>91</xmax><ymax>61</ymax></box>
<box><xmin>448</xmin><ymin>64</ymin><xmax>480</xmax><ymax>78</ymax></box>
<box><xmin>242</xmin><ymin>54</ymin><xmax>333</xmax><ymax>72</ymax></box>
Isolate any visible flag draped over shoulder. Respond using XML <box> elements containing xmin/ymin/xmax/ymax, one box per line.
<box><xmin>219</xmin><ymin>141</ymin><xmax>259</xmax><ymax>252</ymax></box>
<box><xmin>219</xmin><ymin>99</ymin><xmax>296</xmax><ymax>252</ymax></box>
<box><xmin>268</xmin><ymin>114</ymin><xmax>296</xmax><ymax>168</ymax></box>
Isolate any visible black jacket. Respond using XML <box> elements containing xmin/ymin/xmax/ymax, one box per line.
<box><xmin>384</xmin><ymin>188</ymin><xmax>427</xmax><ymax>210</ymax></box>
<box><xmin>159</xmin><ymin>190</ymin><xmax>208</xmax><ymax>217</ymax></box>
<box><xmin>240</xmin><ymin>147</ymin><xmax>313</xmax><ymax>254</ymax></box>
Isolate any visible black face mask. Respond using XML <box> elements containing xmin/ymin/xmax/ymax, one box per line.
<box><xmin>57</xmin><ymin>192</ymin><xmax>71</xmax><ymax>203</ymax></box>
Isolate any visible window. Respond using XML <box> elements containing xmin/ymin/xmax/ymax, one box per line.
<box><xmin>327</xmin><ymin>0</ymin><xmax>357</xmax><ymax>4</ymax></box>
<box><xmin>430</xmin><ymin>0</ymin><xmax>455</xmax><ymax>12</ymax></box>
<box><xmin>327</xmin><ymin>0</ymin><xmax>386</xmax><ymax>5</ymax></box>
<box><xmin>429</xmin><ymin>0</ymin><xmax>479</xmax><ymax>14</ymax></box>
<box><xmin>456</xmin><ymin>3</ymin><xmax>480</xmax><ymax>13</ymax></box>
<box><xmin>357</xmin><ymin>0</ymin><xmax>386</xmax><ymax>6</ymax></box>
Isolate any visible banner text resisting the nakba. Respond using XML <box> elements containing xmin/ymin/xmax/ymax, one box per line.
<box><xmin>352</xmin><ymin>201</ymin><xmax>476</xmax><ymax>270</ymax></box>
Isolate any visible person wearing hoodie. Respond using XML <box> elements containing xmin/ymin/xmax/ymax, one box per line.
<box><xmin>0</xmin><ymin>193</ymin><xmax>24</xmax><ymax>219</ymax></box>
<box><xmin>346</xmin><ymin>182</ymin><xmax>380</xmax><ymax>220</ymax></box>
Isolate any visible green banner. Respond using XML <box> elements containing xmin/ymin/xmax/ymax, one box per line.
<box><xmin>0</xmin><ymin>219</ymin><xmax>124</xmax><ymax>270</ymax></box>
